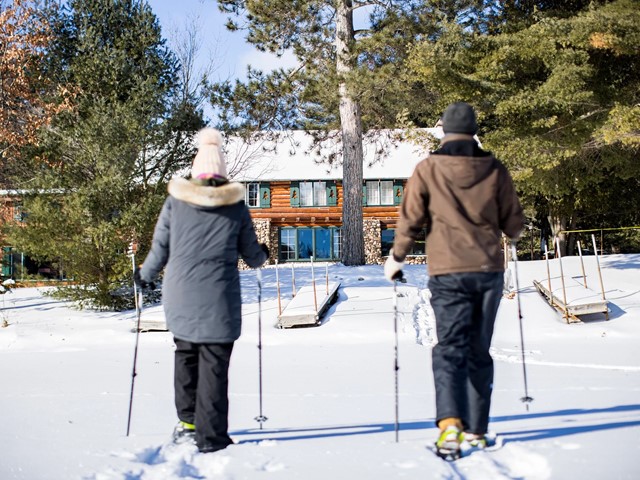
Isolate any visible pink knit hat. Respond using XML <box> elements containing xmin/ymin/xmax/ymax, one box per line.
<box><xmin>191</xmin><ymin>128</ymin><xmax>228</xmax><ymax>180</ymax></box>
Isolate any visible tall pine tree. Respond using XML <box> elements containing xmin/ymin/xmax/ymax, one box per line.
<box><xmin>211</xmin><ymin>1</ymin><xmax>483</xmax><ymax>265</ymax></box>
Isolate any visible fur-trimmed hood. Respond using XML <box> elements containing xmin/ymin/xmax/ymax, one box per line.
<box><xmin>168</xmin><ymin>177</ymin><xmax>245</xmax><ymax>208</ymax></box>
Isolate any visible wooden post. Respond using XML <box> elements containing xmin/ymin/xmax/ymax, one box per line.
<box><xmin>425</xmin><ymin>230</ymin><xmax>429</xmax><ymax>276</ymax></box>
<box><xmin>530</xmin><ymin>225</ymin><xmax>534</xmax><ymax>260</ymax></box>
<box><xmin>591</xmin><ymin>234</ymin><xmax>609</xmax><ymax>320</ymax></box>
<box><xmin>275</xmin><ymin>259</ymin><xmax>282</xmax><ymax>316</ymax></box>
<box><xmin>325</xmin><ymin>263</ymin><xmax>329</xmax><ymax>295</ymax></box>
<box><xmin>577</xmin><ymin>241</ymin><xmax>588</xmax><ymax>289</ymax></box>
<box><xmin>503</xmin><ymin>236</ymin><xmax>509</xmax><ymax>270</ymax></box>
<box><xmin>291</xmin><ymin>263</ymin><xmax>296</xmax><ymax>297</ymax></box>
<box><xmin>555</xmin><ymin>237</ymin><xmax>569</xmax><ymax>322</ymax></box>
<box><xmin>311</xmin><ymin>256</ymin><xmax>318</xmax><ymax>313</ymax></box>
<box><xmin>545</xmin><ymin>243</ymin><xmax>553</xmax><ymax>307</ymax></box>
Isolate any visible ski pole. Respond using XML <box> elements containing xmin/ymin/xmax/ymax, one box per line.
<box><xmin>126</xmin><ymin>251</ymin><xmax>143</xmax><ymax>436</ymax></box>
<box><xmin>392</xmin><ymin>271</ymin><xmax>405</xmax><ymax>442</ymax></box>
<box><xmin>511</xmin><ymin>242</ymin><xmax>534</xmax><ymax>410</ymax></box>
<box><xmin>254</xmin><ymin>268</ymin><xmax>268</xmax><ymax>429</ymax></box>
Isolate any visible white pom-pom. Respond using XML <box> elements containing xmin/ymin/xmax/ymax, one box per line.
<box><xmin>198</xmin><ymin>128</ymin><xmax>223</xmax><ymax>147</ymax></box>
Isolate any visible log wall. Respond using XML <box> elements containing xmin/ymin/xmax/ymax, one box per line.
<box><xmin>248</xmin><ymin>181</ymin><xmax>402</xmax><ymax>229</ymax></box>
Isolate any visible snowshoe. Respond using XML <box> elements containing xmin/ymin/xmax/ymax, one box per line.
<box><xmin>172</xmin><ymin>421</ymin><xmax>196</xmax><ymax>445</ymax></box>
<box><xmin>464</xmin><ymin>432</ymin><xmax>488</xmax><ymax>449</ymax></box>
<box><xmin>434</xmin><ymin>425</ymin><xmax>463</xmax><ymax>461</ymax></box>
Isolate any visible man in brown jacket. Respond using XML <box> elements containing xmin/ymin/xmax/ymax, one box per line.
<box><xmin>384</xmin><ymin>102</ymin><xmax>525</xmax><ymax>460</ymax></box>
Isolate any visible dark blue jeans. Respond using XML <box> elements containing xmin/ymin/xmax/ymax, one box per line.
<box><xmin>428</xmin><ymin>271</ymin><xmax>503</xmax><ymax>434</ymax></box>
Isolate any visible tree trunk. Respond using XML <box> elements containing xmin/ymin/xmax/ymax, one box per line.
<box><xmin>336</xmin><ymin>0</ymin><xmax>365</xmax><ymax>266</ymax></box>
<box><xmin>548</xmin><ymin>210</ymin><xmax>568</xmax><ymax>257</ymax></box>
<box><xmin>567</xmin><ymin>214</ymin><xmax>578</xmax><ymax>256</ymax></box>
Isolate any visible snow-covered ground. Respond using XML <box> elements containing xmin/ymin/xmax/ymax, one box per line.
<box><xmin>1</xmin><ymin>254</ymin><xmax>639</xmax><ymax>479</ymax></box>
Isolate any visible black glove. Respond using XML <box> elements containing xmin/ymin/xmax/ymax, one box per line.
<box><xmin>259</xmin><ymin>243</ymin><xmax>270</xmax><ymax>257</ymax></box>
<box><xmin>134</xmin><ymin>266</ymin><xmax>155</xmax><ymax>290</ymax></box>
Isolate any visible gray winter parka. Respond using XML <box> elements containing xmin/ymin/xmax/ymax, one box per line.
<box><xmin>140</xmin><ymin>177</ymin><xmax>267</xmax><ymax>343</ymax></box>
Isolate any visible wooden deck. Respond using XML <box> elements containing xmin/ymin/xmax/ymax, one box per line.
<box><xmin>136</xmin><ymin>304</ymin><xmax>168</xmax><ymax>332</ymax></box>
<box><xmin>277</xmin><ymin>281</ymin><xmax>341</xmax><ymax>328</ymax></box>
<box><xmin>533</xmin><ymin>279</ymin><xmax>609</xmax><ymax>323</ymax></box>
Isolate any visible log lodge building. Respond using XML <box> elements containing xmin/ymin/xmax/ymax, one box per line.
<box><xmin>228</xmin><ymin>128</ymin><xmax>443</xmax><ymax>265</ymax></box>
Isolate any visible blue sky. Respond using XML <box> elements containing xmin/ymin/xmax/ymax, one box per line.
<box><xmin>147</xmin><ymin>0</ymin><xmax>298</xmax><ymax>82</ymax></box>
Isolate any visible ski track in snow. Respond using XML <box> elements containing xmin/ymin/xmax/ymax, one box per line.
<box><xmin>490</xmin><ymin>349</ymin><xmax>640</xmax><ymax>372</ymax></box>
<box><xmin>449</xmin><ymin>443</ymin><xmax>551</xmax><ymax>480</ymax></box>
<box><xmin>94</xmin><ymin>438</ymin><xmax>552</xmax><ymax>480</ymax></box>
<box><xmin>95</xmin><ymin>443</ymin><xmax>232</xmax><ymax>479</ymax></box>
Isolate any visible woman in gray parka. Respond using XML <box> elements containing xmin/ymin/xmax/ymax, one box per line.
<box><xmin>137</xmin><ymin>128</ymin><xmax>268</xmax><ymax>453</ymax></box>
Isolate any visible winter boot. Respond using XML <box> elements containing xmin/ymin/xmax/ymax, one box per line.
<box><xmin>172</xmin><ymin>421</ymin><xmax>196</xmax><ymax>444</ymax></box>
<box><xmin>434</xmin><ymin>418</ymin><xmax>463</xmax><ymax>461</ymax></box>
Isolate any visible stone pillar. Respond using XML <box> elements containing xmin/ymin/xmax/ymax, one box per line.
<box><xmin>238</xmin><ymin>218</ymin><xmax>272</xmax><ymax>270</ymax></box>
<box><xmin>269</xmin><ymin>224</ymin><xmax>279</xmax><ymax>261</ymax></box>
<box><xmin>363</xmin><ymin>218</ymin><xmax>382</xmax><ymax>265</ymax></box>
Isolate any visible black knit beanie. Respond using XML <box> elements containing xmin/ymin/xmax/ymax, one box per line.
<box><xmin>442</xmin><ymin>102</ymin><xmax>478</xmax><ymax>134</ymax></box>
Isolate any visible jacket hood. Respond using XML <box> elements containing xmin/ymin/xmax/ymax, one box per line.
<box><xmin>168</xmin><ymin>177</ymin><xmax>245</xmax><ymax>207</ymax></box>
<box><xmin>431</xmin><ymin>134</ymin><xmax>496</xmax><ymax>188</ymax></box>
<box><xmin>432</xmin><ymin>154</ymin><xmax>497</xmax><ymax>188</ymax></box>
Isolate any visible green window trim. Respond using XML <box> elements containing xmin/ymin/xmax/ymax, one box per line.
<box><xmin>363</xmin><ymin>179</ymin><xmax>402</xmax><ymax>206</ymax></box>
<box><xmin>290</xmin><ymin>181</ymin><xmax>300</xmax><ymax>207</ymax></box>
<box><xmin>259</xmin><ymin>183</ymin><xmax>271</xmax><ymax>208</ymax></box>
<box><xmin>393</xmin><ymin>180</ymin><xmax>404</xmax><ymax>206</ymax></box>
<box><xmin>326</xmin><ymin>180</ymin><xmax>337</xmax><ymax>206</ymax></box>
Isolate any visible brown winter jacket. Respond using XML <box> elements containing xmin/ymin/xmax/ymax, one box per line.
<box><xmin>393</xmin><ymin>134</ymin><xmax>525</xmax><ymax>276</ymax></box>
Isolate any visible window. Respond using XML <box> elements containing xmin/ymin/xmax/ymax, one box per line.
<box><xmin>381</xmin><ymin>228</ymin><xmax>426</xmax><ymax>256</ymax></box>
<box><xmin>279</xmin><ymin>227</ymin><xmax>342</xmax><ymax>261</ymax></box>
<box><xmin>299</xmin><ymin>181</ymin><xmax>326</xmax><ymax>206</ymax></box>
<box><xmin>333</xmin><ymin>228</ymin><xmax>342</xmax><ymax>259</ymax></box>
<box><xmin>280</xmin><ymin>229</ymin><xmax>296</xmax><ymax>261</ymax></box>
<box><xmin>314</xmin><ymin>181</ymin><xmax>327</xmax><ymax>206</ymax></box>
<box><xmin>314</xmin><ymin>229</ymin><xmax>331</xmax><ymax>259</ymax></box>
<box><xmin>291</xmin><ymin>181</ymin><xmax>336</xmax><ymax>207</ymax></box>
<box><xmin>365</xmin><ymin>180</ymin><xmax>395</xmax><ymax>205</ymax></box>
<box><xmin>297</xmin><ymin>229</ymin><xmax>313</xmax><ymax>259</ymax></box>
<box><xmin>246</xmin><ymin>183</ymin><xmax>259</xmax><ymax>208</ymax></box>
<box><xmin>245</xmin><ymin>182</ymin><xmax>270</xmax><ymax>208</ymax></box>
<box><xmin>300</xmin><ymin>182</ymin><xmax>313</xmax><ymax>206</ymax></box>
<box><xmin>381</xmin><ymin>229</ymin><xmax>395</xmax><ymax>257</ymax></box>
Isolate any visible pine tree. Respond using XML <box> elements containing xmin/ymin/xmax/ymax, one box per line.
<box><xmin>8</xmin><ymin>0</ymin><xmax>203</xmax><ymax>308</ymax></box>
<box><xmin>211</xmin><ymin>1</ymin><xmax>478</xmax><ymax>265</ymax></box>
<box><xmin>406</xmin><ymin>0</ymin><xmax>640</xmax><ymax>254</ymax></box>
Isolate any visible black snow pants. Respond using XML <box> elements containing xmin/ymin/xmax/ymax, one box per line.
<box><xmin>428</xmin><ymin>271</ymin><xmax>504</xmax><ymax>435</ymax></box>
<box><xmin>174</xmin><ymin>337</ymin><xmax>234</xmax><ymax>452</ymax></box>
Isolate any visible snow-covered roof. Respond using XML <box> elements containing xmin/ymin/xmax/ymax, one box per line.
<box><xmin>224</xmin><ymin>128</ymin><xmax>444</xmax><ymax>182</ymax></box>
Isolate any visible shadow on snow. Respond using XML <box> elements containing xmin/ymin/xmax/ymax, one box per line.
<box><xmin>229</xmin><ymin>403</ymin><xmax>640</xmax><ymax>446</ymax></box>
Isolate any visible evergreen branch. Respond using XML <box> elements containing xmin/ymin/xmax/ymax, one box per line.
<box><xmin>353</xmin><ymin>1</ymin><xmax>390</xmax><ymax>10</ymax></box>
<box><xmin>541</xmin><ymin>108</ymin><xmax>607</xmax><ymax>138</ymax></box>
